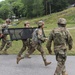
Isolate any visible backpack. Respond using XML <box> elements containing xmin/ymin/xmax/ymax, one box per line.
<box><xmin>53</xmin><ymin>28</ymin><xmax>67</xmax><ymax>45</ymax></box>
<box><xmin>32</xmin><ymin>28</ymin><xmax>38</xmax><ymax>42</ymax></box>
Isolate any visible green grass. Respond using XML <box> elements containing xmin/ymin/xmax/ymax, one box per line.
<box><xmin>0</xmin><ymin>7</ymin><xmax>75</xmax><ymax>55</ymax></box>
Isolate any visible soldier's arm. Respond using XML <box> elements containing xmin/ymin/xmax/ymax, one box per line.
<box><xmin>66</xmin><ymin>30</ymin><xmax>73</xmax><ymax>50</ymax></box>
<box><xmin>46</xmin><ymin>30</ymin><xmax>53</xmax><ymax>54</ymax></box>
<box><xmin>37</xmin><ymin>29</ymin><xmax>46</xmax><ymax>42</ymax></box>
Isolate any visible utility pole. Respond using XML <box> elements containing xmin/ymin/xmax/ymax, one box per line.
<box><xmin>46</xmin><ymin>0</ymin><xmax>51</xmax><ymax>15</ymax></box>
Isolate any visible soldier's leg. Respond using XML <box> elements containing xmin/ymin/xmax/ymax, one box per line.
<box><xmin>0</xmin><ymin>39</ymin><xmax>6</xmax><ymax>51</ymax></box>
<box><xmin>24</xmin><ymin>45</ymin><xmax>32</xmax><ymax>58</ymax></box>
<box><xmin>17</xmin><ymin>41</ymin><xmax>26</xmax><ymax>64</ymax></box>
<box><xmin>62</xmin><ymin>53</ymin><xmax>68</xmax><ymax>75</ymax></box>
<box><xmin>17</xmin><ymin>41</ymin><xmax>27</xmax><ymax>57</ymax></box>
<box><xmin>62</xmin><ymin>65</ymin><xmax>68</xmax><ymax>75</ymax></box>
<box><xmin>3</xmin><ymin>41</ymin><xmax>12</xmax><ymax>54</ymax></box>
<box><xmin>37</xmin><ymin>45</ymin><xmax>51</xmax><ymax>66</ymax></box>
<box><xmin>25</xmin><ymin>42</ymin><xmax>36</xmax><ymax>58</ymax></box>
<box><xmin>54</xmin><ymin>61</ymin><xmax>64</xmax><ymax>75</ymax></box>
<box><xmin>54</xmin><ymin>52</ymin><xmax>67</xmax><ymax>75</ymax></box>
<box><xmin>17</xmin><ymin>46</ymin><xmax>26</xmax><ymax>64</ymax></box>
<box><xmin>25</xmin><ymin>46</ymin><xmax>35</xmax><ymax>58</ymax></box>
<box><xmin>17</xmin><ymin>46</ymin><xmax>26</xmax><ymax>57</ymax></box>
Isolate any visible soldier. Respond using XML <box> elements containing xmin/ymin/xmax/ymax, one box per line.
<box><xmin>17</xmin><ymin>21</ymin><xmax>31</xmax><ymax>64</ymax></box>
<box><xmin>46</xmin><ymin>18</ymin><xmax>73</xmax><ymax>75</ymax></box>
<box><xmin>0</xmin><ymin>18</ymin><xmax>12</xmax><ymax>54</ymax></box>
<box><xmin>25</xmin><ymin>21</ymin><xmax>51</xmax><ymax>66</ymax></box>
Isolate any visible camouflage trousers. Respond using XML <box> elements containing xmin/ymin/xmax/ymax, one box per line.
<box><xmin>17</xmin><ymin>39</ymin><xmax>31</xmax><ymax>57</ymax></box>
<box><xmin>54</xmin><ymin>49</ymin><xmax>67</xmax><ymax>75</ymax></box>
<box><xmin>26</xmin><ymin>41</ymin><xmax>46</xmax><ymax>62</ymax></box>
<box><xmin>0</xmin><ymin>38</ymin><xmax>12</xmax><ymax>51</ymax></box>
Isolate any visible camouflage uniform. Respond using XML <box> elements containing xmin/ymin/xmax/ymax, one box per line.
<box><xmin>17</xmin><ymin>39</ymin><xmax>31</xmax><ymax>58</ymax></box>
<box><xmin>26</xmin><ymin>21</ymin><xmax>51</xmax><ymax>66</ymax></box>
<box><xmin>17</xmin><ymin>21</ymin><xmax>31</xmax><ymax>64</ymax></box>
<box><xmin>46</xmin><ymin>18</ymin><xmax>73</xmax><ymax>75</ymax></box>
<box><xmin>0</xmin><ymin>19</ymin><xmax>12</xmax><ymax>54</ymax></box>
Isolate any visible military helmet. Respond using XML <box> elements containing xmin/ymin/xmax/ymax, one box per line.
<box><xmin>58</xmin><ymin>18</ymin><xmax>67</xmax><ymax>25</ymax></box>
<box><xmin>24</xmin><ymin>21</ymin><xmax>30</xmax><ymax>25</ymax></box>
<box><xmin>38</xmin><ymin>21</ymin><xmax>44</xmax><ymax>26</ymax></box>
<box><xmin>6</xmin><ymin>18</ymin><xmax>11</xmax><ymax>23</ymax></box>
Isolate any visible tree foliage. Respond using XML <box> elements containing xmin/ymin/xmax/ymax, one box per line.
<box><xmin>0</xmin><ymin>0</ymin><xmax>72</xmax><ymax>19</ymax></box>
<box><xmin>0</xmin><ymin>2</ymin><xmax>10</xmax><ymax>19</ymax></box>
<box><xmin>53</xmin><ymin>0</ymin><xmax>68</xmax><ymax>12</ymax></box>
<box><xmin>68</xmin><ymin>0</ymin><xmax>75</xmax><ymax>4</ymax></box>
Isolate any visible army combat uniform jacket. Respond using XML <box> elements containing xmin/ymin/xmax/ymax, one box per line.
<box><xmin>46</xmin><ymin>27</ymin><xmax>73</xmax><ymax>53</ymax></box>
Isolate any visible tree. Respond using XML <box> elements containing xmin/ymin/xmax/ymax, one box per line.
<box><xmin>51</xmin><ymin>0</ymin><xmax>69</xmax><ymax>12</ymax></box>
<box><xmin>0</xmin><ymin>0</ymin><xmax>70</xmax><ymax>19</ymax></box>
<box><xmin>32</xmin><ymin>0</ymin><xmax>44</xmax><ymax>17</ymax></box>
<box><xmin>0</xmin><ymin>2</ymin><xmax>10</xmax><ymax>19</ymax></box>
<box><xmin>12</xmin><ymin>1</ymin><xmax>24</xmax><ymax>18</ymax></box>
<box><xmin>43</xmin><ymin>0</ymin><xmax>53</xmax><ymax>15</ymax></box>
<box><xmin>68</xmin><ymin>0</ymin><xmax>75</xmax><ymax>4</ymax></box>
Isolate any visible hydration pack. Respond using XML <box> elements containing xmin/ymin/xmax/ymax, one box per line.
<box><xmin>53</xmin><ymin>28</ymin><xmax>67</xmax><ymax>45</ymax></box>
<box><xmin>32</xmin><ymin>28</ymin><xmax>38</xmax><ymax>42</ymax></box>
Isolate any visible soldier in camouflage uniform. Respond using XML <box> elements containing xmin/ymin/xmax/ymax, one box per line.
<box><xmin>25</xmin><ymin>21</ymin><xmax>51</xmax><ymax>66</ymax></box>
<box><xmin>0</xmin><ymin>18</ymin><xmax>12</xmax><ymax>54</ymax></box>
<box><xmin>46</xmin><ymin>18</ymin><xmax>73</xmax><ymax>75</ymax></box>
<box><xmin>17</xmin><ymin>21</ymin><xmax>31</xmax><ymax>64</ymax></box>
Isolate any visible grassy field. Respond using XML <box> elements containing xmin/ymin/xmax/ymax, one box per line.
<box><xmin>0</xmin><ymin>7</ymin><xmax>75</xmax><ymax>55</ymax></box>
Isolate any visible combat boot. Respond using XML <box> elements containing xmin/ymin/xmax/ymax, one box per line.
<box><xmin>62</xmin><ymin>71</ymin><xmax>68</xmax><ymax>75</ymax></box>
<box><xmin>45</xmin><ymin>61</ymin><xmax>51</xmax><ymax>66</ymax></box>
<box><xmin>25</xmin><ymin>54</ymin><xmax>31</xmax><ymax>58</ymax></box>
<box><xmin>44</xmin><ymin>59</ymin><xmax>51</xmax><ymax>66</ymax></box>
<box><xmin>17</xmin><ymin>56</ymin><xmax>24</xmax><ymax>64</ymax></box>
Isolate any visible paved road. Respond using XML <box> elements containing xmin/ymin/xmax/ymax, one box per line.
<box><xmin>0</xmin><ymin>55</ymin><xmax>75</xmax><ymax>75</ymax></box>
